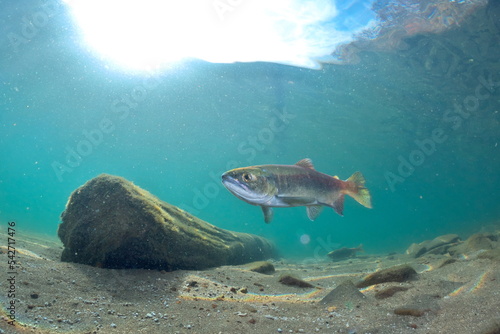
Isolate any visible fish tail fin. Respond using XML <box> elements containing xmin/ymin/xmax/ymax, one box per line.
<box><xmin>357</xmin><ymin>244</ymin><xmax>364</xmax><ymax>252</ymax></box>
<box><xmin>345</xmin><ymin>172</ymin><xmax>372</xmax><ymax>209</ymax></box>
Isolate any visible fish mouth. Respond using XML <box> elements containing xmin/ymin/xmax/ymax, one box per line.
<box><xmin>221</xmin><ymin>173</ymin><xmax>270</xmax><ymax>204</ymax></box>
<box><xmin>221</xmin><ymin>174</ymin><xmax>250</xmax><ymax>193</ymax></box>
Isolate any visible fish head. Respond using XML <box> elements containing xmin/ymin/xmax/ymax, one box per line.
<box><xmin>221</xmin><ymin>167</ymin><xmax>277</xmax><ymax>205</ymax></box>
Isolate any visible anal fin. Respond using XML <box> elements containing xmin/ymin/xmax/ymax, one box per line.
<box><xmin>306</xmin><ymin>205</ymin><xmax>323</xmax><ymax>221</ymax></box>
<box><xmin>332</xmin><ymin>195</ymin><xmax>344</xmax><ymax>216</ymax></box>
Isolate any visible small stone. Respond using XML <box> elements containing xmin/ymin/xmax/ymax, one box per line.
<box><xmin>278</xmin><ymin>274</ymin><xmax>314</xmax><ymax>288</ymax></box>
<box><xmin>244</xmin><ymin>305</ymin><xmax>257</xmax><ymax>313</ymax></box>
<box><xmin>356</xmin><ymin>264</ymin><xmax>417</xmax><ymax>288</ymax></box>
<box><xmin>478</xmin><ymin>320</ymin><xmax>500</xmax><ymax>334</ymax></box>
<box><xmin>239</xmin><ymin>287</ymin><xmax>248</xmax><ymax>294</ymax></box>
<box><xmin>30</xmin><ymin>293</ymin><xmax>39</xmax><ymax>299</ymax></box>
<box><xmin>394</xmin><ymin>307</ymin><xmax>428</xmax><ymax>317</ymax></box>
<box><xmin>320</xmin><ymin>280</ymin><xmax>365</xmax><ymax>306</ymax></box>
<box><xmin>437</xmin><ymin>258</ymin><xmax>457</xmax><ymax>268</ymax></box>
<box><xmin>393</xmin><ymin>294</ymin><xmax>439</xmax><ymax>317</ymax></box>
<box><xmin>374</xmin><ymin>286</ymin><xmax>409</xmax><ymax>299</ymax></box>
<box><xmin>110</xmin><ymin>323</ymin><xmax>117</xmax><ymax>328</ymax></box>
<box><xmin>243</xmin><ymin>261</ymin><xmax>276</xmax><ymax>275</ymax></box>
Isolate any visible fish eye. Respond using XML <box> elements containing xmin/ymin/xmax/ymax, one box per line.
<box><xmin>242</xmin><ymin>173</ymin><xmax>256</xmax><ymax>182</ymax></box>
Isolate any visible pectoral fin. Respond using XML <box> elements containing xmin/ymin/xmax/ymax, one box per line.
<box><xmin>261</xmin><ymin>206</ymin><xmax>274</xmax><ymax>223</ymax></box>
<box><xmin>306</xmin><ymin>205</ymin><xmax>323</xmax><ymax>221</ymax></box>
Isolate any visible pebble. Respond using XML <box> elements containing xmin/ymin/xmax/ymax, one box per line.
<box><xmin>394</xmin><ymin>307</ymin><xmax>428</xmax><ymax>317</ymax></box>
<box><xmin>356</xmin><ymin>264</ymin><xmax>417</xmax><ymax>288</ymax></box>
<box><xmin>110</xmin><ymin>323</ymin><xmax>117</xmax><ymax>328</ymax></box>
<box><xmin>278</xmin><ymin>274</ymin><xmax>314</xmax><ymax>288</ymax></box>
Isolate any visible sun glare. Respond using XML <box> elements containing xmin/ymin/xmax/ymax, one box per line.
<box><xmin>64</xmin><ymin>0</ymin><xmax>376</xmax><ymax>73</ymax></box>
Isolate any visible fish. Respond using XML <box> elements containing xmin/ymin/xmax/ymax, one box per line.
<box><xmin>221</xmin><ymin>158</ymin><xmax>372</xmax><ymax>223</ymax></box>
<box><xmin>327</xmin><ymin>244</ymin><xmax>364</xmax><ymax>261</ymax></box>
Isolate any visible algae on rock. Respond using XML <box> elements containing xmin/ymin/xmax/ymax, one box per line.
<box><xmin>58</xmin><ymin>174</ymin><xmax>276</xmax><ymax>270</ymax></box>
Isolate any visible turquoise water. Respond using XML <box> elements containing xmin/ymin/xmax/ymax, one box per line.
<box><xmin>1</xmin><ymin>0</ymin><xmax>499</xmax><ymax>259</ymax></box>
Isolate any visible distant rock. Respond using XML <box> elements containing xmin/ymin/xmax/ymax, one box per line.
<box><xmin>58</xmin><ymin>174</ymin><xmax>276</xmax><ymax>270</ymax></box>
<box><xmin>449</xmin><ymin>233</ymin><xmax>498</xmax><ymax>255</ymax></box>
<box><xmin>320</xmin><ymin>280</ymin><xmax>366</xmax><ymax>306</ymax></box>
<box><xmin>464</xmin><ymin>233</ymin><xmax>495</xmax><ymax>250</ymax></box>
<box><xmin>327</xmin><ymin>244</ymin><xmax>363</xmax><ymax>262</ymax></box>
<box><xmin>436</xmin><ymin>258</ymin><xmax>457</xmax><ymax>268</ymax></box>
<box><xmin>356</xmin><ymin>264</ymin><xmax>417</xmax><ymax>288</ymax></box>
<box><xmin>243</xmin><ymin>261</ymin><xmax>275</xmax><ymax>275</ymax></box>
<box><xmin>478</xmin><ymin>248</ymin><xmax>500</xmax><ymax>261</ymax></box>
<box><xmin>406</xmin><ymin>234</ymin><xmax>460</xmax><ymax>258</ymax></box>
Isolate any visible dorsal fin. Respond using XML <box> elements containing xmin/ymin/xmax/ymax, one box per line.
<box><xmin>295</xmin><ymin>158</ymin><xmax>315</xmax><ymax>170</ymax></box>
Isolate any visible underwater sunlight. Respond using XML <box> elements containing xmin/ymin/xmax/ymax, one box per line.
<box><xmin>63</xmin><ymin>0</ymin><xmax>376</xmax><ymax>72</ymax></box>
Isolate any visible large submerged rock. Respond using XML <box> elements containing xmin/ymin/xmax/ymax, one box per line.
<box><xmin>58</xmin><ymin>174</ymin><xmax>276</xmax><ymax>271</ymax></box>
